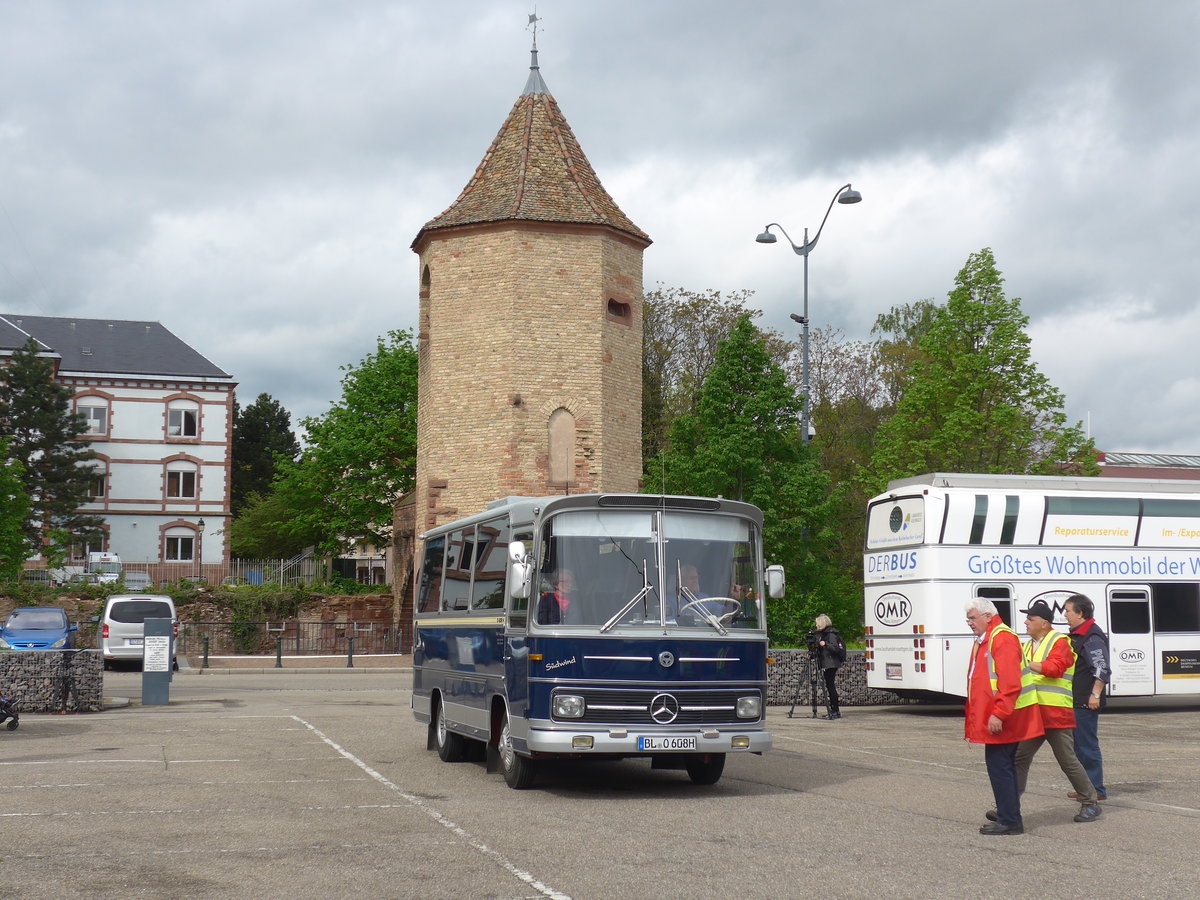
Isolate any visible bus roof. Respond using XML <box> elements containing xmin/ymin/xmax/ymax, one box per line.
<box><xmin>419</xmin><ymin>493</ymin><xmax>764</xmax><ymax>540</ymax></box>
<box><xmin>885</xmin><ymin>472</ymin><xmax>1200</xmax><ymax>496</ymax></box>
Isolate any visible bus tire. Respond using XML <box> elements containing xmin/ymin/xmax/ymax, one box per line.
<box><xmin>685</xmin><ymin>753</ymin><xmax>726</xmax><ymax>785</ymax></box>
<box><xmin>434</xmin><ymin>694</ymin><xmax>466</xmax><ymax>763</ymax></box>
<box><xmin>498</xmin><ymin>709</ymin><xmax>537</xmax><ymax>789</ymax></box>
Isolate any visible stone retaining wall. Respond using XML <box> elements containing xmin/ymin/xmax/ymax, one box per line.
<box><xmin>767</xmin><ymin>649</ymin><xmax>916</xmax><ymax>707</ymax></box>
<box><xmin>0</xmin><ymin>650</ymin><xmax>104</xmax><ymax>713</ymax></box>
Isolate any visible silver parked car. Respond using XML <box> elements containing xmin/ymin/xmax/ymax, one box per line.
<box><xmin>95</xmin><ymin>594</ymin><xmax>178</xmax><ymax>670</ymax></box>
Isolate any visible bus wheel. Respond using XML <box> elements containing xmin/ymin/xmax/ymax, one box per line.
<box><xmin>498</xmin><ymin>709</ymin><xmax>537</xmax><ymax>789</ymax></box>
<box><xmin>434</xmin><ymin>694</ymin><xmax>465</xmax><ymax>763</ymax></box>
<box><xmin>685</xmin><ymin>753</ymin><xmax>726</xmax><ymax>785</ymax></box>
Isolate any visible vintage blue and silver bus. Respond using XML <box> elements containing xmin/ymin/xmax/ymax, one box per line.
<box><xmin>865</xmin><ymin>473</ymin><xmax>1200</xmax><ymax>700</ymax></box>
<box><xmin>412</xmin><ymin>493</ymin><xmax>784</xmax><ymax>789</ymax></box>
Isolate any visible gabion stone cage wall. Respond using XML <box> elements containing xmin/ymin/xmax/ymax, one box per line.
<box><xmin>767</xmin><ymin>650</ymin><xmax>917</xmax><ymax>707</ymax></box>
<box><xmin>0</xmin><ymin>650</ymin><xmax>104</xmax><ymax>713</ymax></box>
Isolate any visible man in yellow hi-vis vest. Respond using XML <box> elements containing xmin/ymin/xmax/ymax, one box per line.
<box><xmin>987</xmin><ymin>600</ymin><xmax>1101</xmax><ymax>824</ymax></box>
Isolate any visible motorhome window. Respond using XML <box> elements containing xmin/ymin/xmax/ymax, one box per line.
<box><xmin>1045</xmin><ymin>497</ymin><xmax>1140</xmax><ymax>516</ymax></box>
<box><xmin>976</xmin><ymin>585</ymin><xmax>1012</xmax><ymax>627</ymax></box>
<box><xmin>1142</xmin><ymin>499</ymin><xmax>1200</xmax><ymax>517</ymax></box>
<box><xmin>1110</xmin><ymin>592</ymin><xmax>1150</xmax><ymax>634</ymax></box>
<box><xmin>969</xmin><ymin>495</ymin><xmax>987</xmax><ymax>545</ymax></box>
<box><xmin>418</xmin><ymin>535</ymin><xmax>445</xmax><ymax>614</ymax></box>
<box><xmin>1000</xmin><ymin>496</ymin><xmax>1019</xmax><ymax>545</ymax></box>
<box><xmin>1152</xmin><ymin>583</ymin><xmax>1200</xmax><ymax>632</ymax></box>
<box><xmin>441</xmin><ymin>528</ymin><xmax>473</xmax><ymax>612</ymax></box>
<box><xmin>472</xmin><ymin>518</ymin><xmax>509</xmax><ymax>610</ymax></box>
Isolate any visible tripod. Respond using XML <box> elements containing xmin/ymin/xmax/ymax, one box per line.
<box><xmin>787</xmin><ymin>651</ymin><xmax>830</xmax><ymax>719</ymax></box>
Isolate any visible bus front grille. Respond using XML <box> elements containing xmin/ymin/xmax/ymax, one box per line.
<box><xmin>554</xmin><ymin>688</ymin><xmax>759</xmax><ymax>725</ymax></box>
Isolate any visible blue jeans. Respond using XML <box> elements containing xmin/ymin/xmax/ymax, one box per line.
<box><xmin>985</xmin><ymin>742</ymin><xmax>1022</xmax><ymax>828</ymax></box>
<box><xmin>1074</xmin><ymin>707</ymin><xmax>1105</xmax><ymax>794</ymax></box>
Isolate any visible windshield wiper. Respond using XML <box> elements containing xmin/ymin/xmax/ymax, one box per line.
<box><xmin>600</xmin><ymin>563</ymin><xmax>656</xmax><ymax>633</ymax></box>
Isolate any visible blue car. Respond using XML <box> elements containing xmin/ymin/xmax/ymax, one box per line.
<box><xmin>0</xmin><ymin>607</ymin><xmax>77</xmax><ymax>651</ymax></box>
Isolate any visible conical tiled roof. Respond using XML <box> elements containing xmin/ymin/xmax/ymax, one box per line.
<box><xmin>413</xmin><ymin>54</ymin><xmax>650</xmax><ymax>247</ymax></box>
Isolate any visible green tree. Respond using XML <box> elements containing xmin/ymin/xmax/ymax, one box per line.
<box><xmin>0</xmin><ymin>338</ymin><xmax>102</xmax><ymax>550</ymax></box>
<box><xmin>868</xmin><ymin>248</ymin><xmax>1097</xmax><ymax>490</ymax></box>
<box><xmin>0</xmin><ymin>444</ymin><xmax>32</xmax><ymax>579</ymax></box>
<box><xmin>646</xmin><ymin>316</ymin><xmax>855</xmax><ymax>642</ymax></box>
<box><xmin>642</xmin><ymin>286</ymin><xmax>791</xmax><ymax>464</ymax></box>
<box><xmin>231</xmin><ymin>393</ymin><xmax>300</xmax><ymax>517</ymax></box>
<box><xmin>273</xmin><ymin>330</ymin><xmax>418</xmax><ymax>553</ymax></box>
<box><xmin>227</xmin><ymin>489</ymin><xmax>321</xmax><ymax>558</ymax></box>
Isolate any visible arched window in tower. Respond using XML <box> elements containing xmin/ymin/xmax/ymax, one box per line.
<box><xmin>548</xmin><ymin>408</ymin><xmax>576</xmax><ymax>485</ymax></box>
<box><xmin>419</xmin><ymin>266</ymin><xmax>432</xmax><ymax>346</ymax></box>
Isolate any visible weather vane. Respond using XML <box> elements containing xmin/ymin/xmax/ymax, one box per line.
<box><xmin>527</xmin><ymin>10</ymin><xmax>540</xmax><ymax>50</ymax></box>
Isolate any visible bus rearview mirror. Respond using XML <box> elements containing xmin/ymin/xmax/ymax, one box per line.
<box><xmin>766</xmin><ymin>565</ymin><xmax>785</xmax><ymax>599</ymax></box>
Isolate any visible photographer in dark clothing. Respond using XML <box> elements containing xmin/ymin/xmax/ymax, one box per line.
<box><xmin>813</xmin><ymin>614</ymin><xmax>847</xmax><ymax>719</ymax></box>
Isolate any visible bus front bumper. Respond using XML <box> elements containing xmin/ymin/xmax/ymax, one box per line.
<box><xmin>525</xmin><ymin>726</ymin><xmax>772</xmax><ymax>755</ymax></box>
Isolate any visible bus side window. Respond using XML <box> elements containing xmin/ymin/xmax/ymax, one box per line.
<box><xmin>509</xmin><ymin>530</ymin><xmax>533</xmax><ymax>615</ymax></box>
<box><xmin>472</xmin><ymin>518</ymin><xmax>509</xmax><ymax>610</ymax></box>
<box><xmin>418</xmin><ymin>536</ymin><xmax>446</xmax><ymax>614</ymax></box>
<box><xmin>442</xmin><ymin>528</ymin><xmax>472</xmax><ymax>612</ymax></box>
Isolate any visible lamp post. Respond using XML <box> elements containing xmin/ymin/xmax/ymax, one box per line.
<box><xmin>195</xmin><ymin>518</ymin><xmax>204</xmax><ymax>579</ymax></box>
<box><xmin>756</xmin><ymin>183</ymin><xmax>862</xmax><ymax>444</ymax></box>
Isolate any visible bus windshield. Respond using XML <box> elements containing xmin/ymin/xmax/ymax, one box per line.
<box><xmin>534</xmin><ymin>509</ymin><xmax>762</xmax><ymax>631</ymax></box>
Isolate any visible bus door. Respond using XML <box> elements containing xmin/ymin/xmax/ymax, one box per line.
<box><xmin>1107</xmin><ymin>586</ymin><xmax>1155</xmax><ymax>696</ymax></box>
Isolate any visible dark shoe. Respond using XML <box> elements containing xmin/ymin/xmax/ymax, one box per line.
<box><xmin>1068</xmin><ymin>790</ymin><xmax>1106</xmax><ymax>801</ymax></box>
<box><xmin>979</xmin><ymin>822</ymin><xmax>1023</xmax><ymax>835</ymax></box>
<box><xmin>985</xmin><ymin>809</ymin><xmax>998</xmax><ymax>822</ymax></box>
<box><xmin>1073</xmin><ymin>803</ymin><xmax>1102</xmax><ymax>823</ymax></box>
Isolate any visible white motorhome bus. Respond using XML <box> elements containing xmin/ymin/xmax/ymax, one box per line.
<box><xmin>864</xmin><ymin>473</ymin><xmax>1200</xmax><ymax>700</ymax></box>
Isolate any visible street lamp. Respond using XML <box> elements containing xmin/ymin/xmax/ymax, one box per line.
<box><xmin>195</xmin><ymin>518</ymin><xmax>205</xmax><ymax>578</ymax></box>
<box><xmin>756</xmin><ymin>183</ymin><xmax>862</xmax><ymax>444</ymax></box>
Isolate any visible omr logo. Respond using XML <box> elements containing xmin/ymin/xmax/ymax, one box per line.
<box><xmin>1120</xmin><ymin>648</ymin><xmax>1145</xmax><ymax>663</ymax></box>
<box><xmin>874</xmin><ymin>592</ymin><xmax>912</xmax><ymax>626</ymax></box>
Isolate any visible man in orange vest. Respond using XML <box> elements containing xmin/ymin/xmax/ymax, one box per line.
<box><xmin>985</xmin><ymin>600</ymin><xmax>1101</xmax><ymax>824</ymax></box>
<box><xmin>965</xmin><ymin>598</ymin><xmax>1044</xmax><ymax>835</ymax></box>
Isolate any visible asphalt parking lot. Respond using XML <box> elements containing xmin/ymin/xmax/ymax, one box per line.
<box><xmin>2</xmin><ymin>668</ymin><xmax>1198</xmax><ymax>900</ymax></box>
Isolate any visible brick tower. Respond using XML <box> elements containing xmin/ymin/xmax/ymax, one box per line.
<box><xmin>410</xmin><ymin>43</ymin><xmax>651</xmax><ymax>534</ymax></box>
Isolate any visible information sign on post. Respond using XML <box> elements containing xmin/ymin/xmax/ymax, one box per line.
<box><xmin>141</xmin><ymin>618</ymin><xmax>174</xmax><ymax>706</ymax></box>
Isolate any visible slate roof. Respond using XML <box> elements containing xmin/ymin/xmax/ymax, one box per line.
<box><xmin>0</xmin><ymin>314</ymin><xmax>230</xmax><ymax>379</ymax></box>
<box><xmin>413</xmin><ymin>51</ymin><xmax>650</xmax><ymax>247</ymax></box>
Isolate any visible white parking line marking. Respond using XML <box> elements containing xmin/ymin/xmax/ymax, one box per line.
<box><xmin>292</xmin><ymin>715</ymin><xmax>572</xmax><ymax>900</ymax></box>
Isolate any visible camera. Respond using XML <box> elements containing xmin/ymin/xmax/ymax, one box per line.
<box><xmin>804</xmin><ymin>629</ymin><xmax>820</xmax><ymax>654</ymax></box>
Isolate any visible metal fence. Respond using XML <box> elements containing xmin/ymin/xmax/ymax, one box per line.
<box><xmin>177</xmin><ymin>620</ymin><xmax>404</xmax><ymax>657</ymax></box>
<box><xmin>47</xmin><ymin>554</ymin><xmax>332</xmax><ymax>588</ymax></box>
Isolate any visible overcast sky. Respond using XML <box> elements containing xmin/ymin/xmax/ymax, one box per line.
<box><xmin>2</xmin><ymin>1</ymin><xmax>1198</xmax><ymax>454</ymax></box>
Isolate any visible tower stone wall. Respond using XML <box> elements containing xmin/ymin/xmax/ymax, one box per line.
<box><xmin>413</xmin><ymin>221</ymin><xmax>644</xmax><ymax>532</ymax></box>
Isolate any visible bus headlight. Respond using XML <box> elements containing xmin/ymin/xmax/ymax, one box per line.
<box><xmin>736</xmin><ymin>696</ymin><xmax>761</xmax><ymax>719</ymax></box>
<box><xmin>553</xmin><ymin>694</ymin><xmax>585</xmax><ymax>718</ymax></box>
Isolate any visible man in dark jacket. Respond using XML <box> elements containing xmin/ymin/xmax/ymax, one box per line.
<box><xmin>1064</xmin><ymin>593</ymin><xmax>1110</xmax><ymax>800</ymax></box>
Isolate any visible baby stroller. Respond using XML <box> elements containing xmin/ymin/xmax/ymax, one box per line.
<box><xmin>0</xmin><ymin>694</ymin><xmax>18</xmax><ymax>731</ymax></box>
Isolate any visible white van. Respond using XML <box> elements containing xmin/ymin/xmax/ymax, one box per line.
<box><xmin>95</xmin><ymin>594</ymin><xmax>177</xmax><ymax>669</ymax></box>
